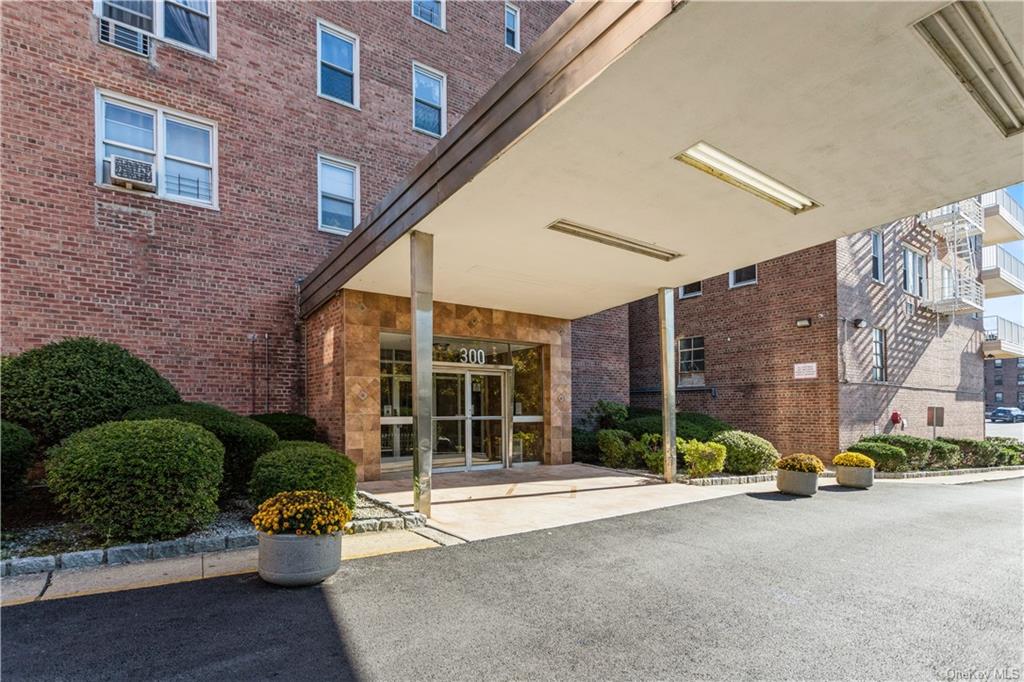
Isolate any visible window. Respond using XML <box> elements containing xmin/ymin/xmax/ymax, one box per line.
<box><xmin>871</xmin><ymin>328</ymin><xmax>887</xmax><ymax>382</ymax></box>
<box><xmin>870</xmin><ymin>230</ymin><xmax>884</xmax><ymax>283</ymax></box>
<box><xmin>902</xmin><ymin>247</ymin><xmax>927</xmax><ymax>298</ymax></box>
<box><xmin>96</xmin><ymin>92</ymin><xmax>216</xmax><ymax>206</ymax></box>
<box><xmin>1018</xmin><ymin>373</ymin><xmax>1024</xmax><ymax>385</ymax></box>
<box><xmin>96</xmin><ymin>0</ymin><xmax>214</xmax><ymax>56</ymax></box>
<box><xmin>1018</xmin><ymin>391</ymin><xmax>1023</xmax><ymax>406</ymax></box>
<box><xmin>317</xmin><ymin>21</ymin><xmax>358</xmax><ymax>108</ymax></box>
<box><xmin>994</xmin><ymin>359</ymin><xmax>1003</xmax><ymax>368</ymax></box>
<box><xmin>995</xmin><ymin>375</ymin><xmax>1003</xmax><ymax>385</ymax></box>
<box><xmin>994</xmin><ymin>392</ymin><xmax>1004</xmax><ymax>403</ymax></box>
<box><xmin>318</xmin><ymin>154</ymin><xmax>359</xmax><ymax>234</ymax></box>
<box><xmin>729</xmin><ymin>264</ymin><xmax>757</xmax><ymax>288</ymax></box>
<box><xmin>504</xmin><ymin>3</ymin><xmax>520</xmax><ymax>51</ymax></box>
<box><xmin>678</xmin><ymin>336</ymin><xmax>705</xmax><ymax>373</ymax></box>
<box><xmin>1018</xmin><ymin>358</ymin><xmax>1024</xmax><ymax>368</ymax></box>
<box><xmin>679</xmin><ymin>281</ymin><xmax>702</xmax><ymax>299</ymax></box>
<box><xmin>412</xmin><ymin>0</ymin><xmax>444</xmax><ymax>29</ymax></box>
<box><xmin>413</xmin><ymin>63</ymin><xmax>446</xmax><ymax>137</ymax></box>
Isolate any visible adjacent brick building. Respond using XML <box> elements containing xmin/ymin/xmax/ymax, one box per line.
<box><xmin>984</xmin><ymin>358</ymin><xmax>1024</xmax><ymax>409</ymax></box>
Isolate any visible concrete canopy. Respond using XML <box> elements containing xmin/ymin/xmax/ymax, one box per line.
<box><xmin>300</xmin><ymin>0</ymin><xmax>1024</xmax><ymax>321</ymax></box>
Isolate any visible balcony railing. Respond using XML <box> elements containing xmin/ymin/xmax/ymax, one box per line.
<box><xmin>922</xmin><ymin>274</ymin><xmax>985</xmax><ymax>314</ymax></box>
<box><xmin>984</xmin><ymin>316</ymin><xmax>1024</xmax><ymax>347</ymax></box>
<box><xmin>980</xmin><ymin>189</ymin><xmax>1024</xmax><ymax>231</ymax></box>
<box><xmin>982</xmin><ymin>245</ymin><xmax>1024</xmax><ymax>281</ymax></box>
<box><xmin>919</xmin><ymin>197</ymin><xmax>984</xmax><ymax>236</ymax></box>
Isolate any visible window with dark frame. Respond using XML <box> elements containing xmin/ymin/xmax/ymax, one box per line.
<box><xmin>994</xmin><ymin>391</ymin><xmax>1004</xmax><ymax>403</ymax></box>
<box><xmin>678</xmin><ymin>336</ymin><xmax>705</xmax><ymax>373</ymax></box>
<box><xmin>870</xmin><ymin>230</ymin><xmax>884</xmax><ymax>282</ymax></box>
<box><xmin>871</xmin><ymin>327</ymin><xmax>887</xmax><ymax>382</ymax></box>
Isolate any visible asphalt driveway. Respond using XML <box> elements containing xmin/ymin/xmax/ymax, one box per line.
<box><xmin>3</xmin><ymin>478</ymin><xmax>1022</xmax><ymax>681</ymax></box>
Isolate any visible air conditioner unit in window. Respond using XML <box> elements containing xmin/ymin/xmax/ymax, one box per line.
<box><xmin>110</xmin><ymin>156</ymin><xmax>156</xmax><ymax>192</ymax></box>
<box><xmin>98</xmin><ymin>17</ymin><xmax>152</xmax><ymax>57</ymax></box>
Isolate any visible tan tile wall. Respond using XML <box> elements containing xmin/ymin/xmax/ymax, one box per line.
<box><xmin>305</xmin><ymin>289</ymin><xmax>573</xmax><ymax>480</ymax></box>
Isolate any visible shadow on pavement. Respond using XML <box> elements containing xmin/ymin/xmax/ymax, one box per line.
<box><xmin>745</xmin><ymin>491</ymin><xmax>805</xmax><ymax>502</ymax></box>
<box><xmin>818</xmin><ymin>484</ymin><xmax>867</xmax><ymax>493</ymax></box>
<box><xmin>1</xmin><ymin>573</ymin><xmax>362</xmax><ymax>680</ymax></box>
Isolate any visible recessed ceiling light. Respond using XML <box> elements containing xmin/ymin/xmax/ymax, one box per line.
<box><xmin>546</xmin><ymin>219</ymin><xmax>681</xmax><ymax>261</ymax></box>
<box><xmin>675</xmin><ymin>142</ymin><xmax>820</xmax><ymax>214</ymax></box>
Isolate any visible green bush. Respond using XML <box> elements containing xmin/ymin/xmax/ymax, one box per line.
<box><xmin>624</xmin><ymin>433</ymin><xmax>687</xmax><ymax>475</ymax></box>
<box><xmin>249</xmin><ymin>441</ymin><xmax>357</xmax><ymax>509</ymax></box>
<box><xmin>596</xmin><ymin>429</ymin><xmax>640</xmax><ymax>469</ymax></box>
<box><xmin>938</xmin><ymin>437</ymin><xmax>1002</xmax><ymax>468</ymax></box>
<box><xmin>47</xmin><ymin>419</ymin><xmax>223</xmax><ymax>542</ymax></box>
<box><xmin>586</xmin><ymin>400</ymin><xmax>628</xmax><ymax>430</ymax></box>
<box><xmin>1</xmin><ymin>338</ymin><xmax>180</xmax><ymax>444</ymax></box>
<box><xmin>572</xmin><ymin>428</ymin><xmax>600</xmax><ymax>464</ymax></box>
<box><xmin>848</xmin><ymin>441</ymin><xmax>907</xmax><ymax>472</ymax></box>
<box><xmin>680</xmin><ymin>439</ymin><xmax>727</xmax><ymax>479</ymax></box>
<box><xmin>986</xmin><ymin>437</ymin><xmax>1024</xmax><ymax>465</ymax></box>
<box><xmin>711</xmin><ymin>430</ymin><xmax>779</xmax><ymax>475</ymax></box>
<box><xmin>621</xmin><ymin>412</ymin><xmax>732</xmax><ymax>442</ymax></box>
<box><xmin>860</xmin><ymin>434</ymin><xmax>932</xmax><ymax>470</ymax></box>
<box><xmin>250</xmin><ymin>413</ymin><xmax>318</xmax><ymax>442</ymax></box>
<box><xmin>124</xmin><ymin>402</ymin><xmax>278</xmax><ymax>492</ymax></box>
<box><xmin>1</xmin><ymin>420</ymin><xmax>36</xmax><ymax>502</ymax></box>
<box><xmin>927</xmin><ymin>440</ymin><xmax>962</xmax><ymax>470</ymax></box>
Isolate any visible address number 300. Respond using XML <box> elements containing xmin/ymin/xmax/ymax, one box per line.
<box><xmin>459</xmin><ymin>348</ymin><xmax>487</xmax><ymax>364</ymax></box>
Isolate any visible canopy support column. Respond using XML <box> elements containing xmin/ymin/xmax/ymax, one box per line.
<box><xmin>411</xmin><ymin>231</ymin><xmax>434</xmax><ymax>516</ymax></box>
<box><xmin>658</xmin><ymin>287</ymin><xmax>677</xmax><ymax>483</ymax></box>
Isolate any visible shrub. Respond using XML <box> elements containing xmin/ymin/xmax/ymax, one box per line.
<box><xmin>586</xmin><ymin>400</ymin><xmax>628</xmax><ymax>430</ymax></box>
<box><xmin>1</xmin><ymin>338</ymin><xmax>180</xmax><ymax>444</ymax></box>
<box><xmin>596</xmin><ymin>429</ymin><xmax>640</xmax><ymax>469</ymax></box>
<box><xmin>624</xmin><ymin>433</ymin><xmax>686</xmax><ymax>475</ymax></box>
<box><xmin>848</xmin><ymin>441</ymin><xmax>907</xmax><ymax>472</ymax></box>
<box><xmin>832</xmin><ymin>452</ymin><xmax>875</xmax><ymax>468</ymax></box>
<box><xmin>1</xmin><ymin>420</ymin><xmax>36</xmax><ymax>502</ymax></box>
<box><xmin>987</xmin><ymin>437</ymin><xmax>1024</xmax><ymax>465</ymax></box>
<box><xmin>572</xmin><ymin>428</ymin><xmax>600</xmax><ymax>464</ymax></box>
<box><xmin>249</xmin><ymin>441</ymin><xmax>357</xmax><ymax>509</ymax></box>
<box><xmin>777</xmin><ymin>454</ymin><xmax>825</xmax><ymax>474</ymax></box>
<box><xmin>938</xmin><ymin>437</ymin><xmax>1002</xmax><ymax>468</ymax></box>
<box><xmin>47</xmin><ymin>419</ymin><xmax>223</xmax><ymax>542</ymax></box>
<box><xmin>711</xmin><ymin>430</ymin><xmax>779</xmax><ymax>475</ymax></box>
<box><xmin>621</xmin><ymin>412</ymin><xmax>732</xmax><ymax>442</ymax></box>
<box><xmin>251</xmin><ymin>490</ymin><xmax>352</xmax><ymax>536</ymax></box>
<box><xmin>124</xmin><ymin>402</ymin><xmax>278</xmax><ymax>492</ymax></box>
<box><xmin>860</xmin><ymin>434</ymin><xmax>932</xmax><ymax>470</ymax></box>
<box><xmin>927</xmin><ymin>439</ymin><xmax>962</xmax><ymax>470</ymax></box>
<box><xmin>680</xmin><ymin>439</ymin><xmax>727</xmax><ymax>479</ymax></box>
<box><xmin>250</xmin><ymin>413</ymin><xmax>318</xmax><ymax>442</ymax></box>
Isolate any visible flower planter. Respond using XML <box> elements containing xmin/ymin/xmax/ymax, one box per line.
<box><xmin>257</xmin><ymin>532</ymin><xmax>342</xmax><ymax>587</ymax></box>
<box><xmin>835</xmin><ymin>465</ymin><xmax>874</xmax><ymax>489</ymax></box>
<box><xmin>776</xmin><ymin>469</ymin><xmax>819</xmax><ymax>496</ymax></box>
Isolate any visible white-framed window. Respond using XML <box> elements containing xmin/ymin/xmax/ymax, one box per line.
<box><xmin>729</xmin><ymin>264</ymin><xmax>757</xmax><ymax>288</ymax></box>
<box><xmin>871</xmin><ymin>327</ymin><xmax>887</xmax><ymax>382</ymax></box>
<box><xmin>994</xmin><ymin>359</ymin><xmax>1004</xmax><ymax>368</ymax></box>
<box><xmin>870</xmin><ymin>229</ymin><xmax>884</xmax><ymax>283</ymax></box>
<box><xmin>902</xmin><ymin>247</ymin><xmax>927</xmax><ymax>298</ymax></box>
<box><xmin>504</xmin><ymin>3</ymin><xmax>520</xmax><ymax>51</ymax></box>
<box><xmin>95</xmin><ymin>91</ymin><xmax>217</xmax><ymax>207</ymax></box>
<box><xmin>994</xmin><ymin>391</ymin><xmax>1004</xmax><ymax>403</ymax></box>
<box><xmin>95</xmin><ymin>0</ymin><xmax>216</xmax><ymax>57</ymax></box>
<box><xmin>412</xmin><ymin>63</ymin><xmax>446</xmax><ymax>137</ymax></box>
<box><xmin>679</xmin><ymin>282</ymin><xmax>702</xmax><ymax>299</ymax></box>
<box><xmin>318</xmin><ymin>154</ymin><xmax>359</xmax><ymax>235</ymax></box>
<box><xmin>678</xmin><ymin>336</ymin><xmax>705</xmax><ymax>373</ymax></box>
<box><xmin>317</xmin><ymin>20</ymin><xmax>359</xmax><ymax>109</ymax></box>
<box><xmin>412</xmin><ymin>0</ymin><xmax>445</xmax><ymax>30</ymax></box>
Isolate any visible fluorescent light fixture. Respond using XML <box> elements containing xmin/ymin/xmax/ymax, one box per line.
<box><xmin>546</xmin><ymin>219</ymin><xmax>681</xmax><ymax>261</ymax></box>
<box><xmin>675</xmin><ymin>142</ymin><xmax>820</xmax><ymax>214</ymax></box>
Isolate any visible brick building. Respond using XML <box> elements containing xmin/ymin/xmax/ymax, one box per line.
<box><xmin>1</xmin><ymin>0</ymin><xmax>566</xmax><ymax>415</ymax></box>
<box><xmin>985</xmin><ymin>358</ymin><xmax>1024</xmax><ymax>409</ymax></box>
<box><xmin>574</xmin><ymin>191</ymin><xmax>1024</xmax><ymax>457</ymax></box>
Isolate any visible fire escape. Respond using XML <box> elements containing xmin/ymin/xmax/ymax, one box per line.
<box><xmin>918</xmin><ymin>197</ymin><xmax>985</xmax><ymax>315</ymax></box>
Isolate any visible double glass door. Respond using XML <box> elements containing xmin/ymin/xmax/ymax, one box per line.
<box><xmin>433</xmin><ymin>369</ymin><xmax>506</xmax><ymax>470</ymax></box>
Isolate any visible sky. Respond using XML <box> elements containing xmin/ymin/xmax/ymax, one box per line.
<box><xmin>983</xmin><ymin>182</ymin><xmax>1024</xmax><ymax>325</ymax></box>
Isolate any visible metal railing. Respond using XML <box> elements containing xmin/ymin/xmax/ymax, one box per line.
<box><xmin>982</xmin><ymin>245</ymin><xmax>1024</xmax><ymax>282</ymax></box>
<box><xmin>984</xmin><ymin>316</ymin><xmax>1024</xmax><ymax>347</ymax></box>
<box><xmin>919</xmin><ymin>197</ymin><xmax>984</xmax><ymax>234</ymax></box>
<box><xmin>980</xmin><ymin>189</ymin><xmax>1024</xmax><ymax>231</ymax></box>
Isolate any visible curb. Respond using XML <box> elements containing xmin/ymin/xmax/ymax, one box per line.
<box><xmin>875</xmin><ymin>465</ymin><xmax>1024</xmax><ymax>479</ymax></box>
<box><xmin>1</xmin><ymin>490</ymin><xmax>427</xmax><ymax>578</ymax></box>
<box><xmin>679</xmin><ymin>471</ymin><xmax>837</xmax><ymax>486</ymax></box>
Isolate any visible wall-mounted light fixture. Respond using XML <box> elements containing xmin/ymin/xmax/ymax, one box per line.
<box><xmin>852</xmin><ymin>318</ymin><xmax>868</xmax><ymax>329</ymax></box>
<box><xmin>796</xmin><ymin>318</ymin><xmax>812</xmax><ymax>328</ymax></box>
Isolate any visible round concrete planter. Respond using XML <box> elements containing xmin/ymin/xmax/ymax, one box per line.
<box><xmin>776</xmin><ymin>469</ymin><xmax>819</xmax><ymax>496</ymax></box>
<box><xmin>257</xmin><ymin>532</ymin><xmax>341</xmax><ymax>587</ymax></box>
<box><xmin>835</xmin><ymin>465</ymin><xmax>874</xmax><ymax>489</ymax></box>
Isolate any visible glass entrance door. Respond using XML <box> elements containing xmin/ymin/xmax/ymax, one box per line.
<box><xmin>432</xmin><ymin>369</ymin><xmax>506</xmax><ymax>471</ymax></box>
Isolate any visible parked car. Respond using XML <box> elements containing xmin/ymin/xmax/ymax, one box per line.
<box><xmin>989</xmin><ymin>407</ymin><xmax>1024</xmax><ymax>423</ymax></box>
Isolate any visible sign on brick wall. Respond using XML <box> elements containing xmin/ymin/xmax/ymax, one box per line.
<box><xmin>793</xmin><ymin>362</ymin><xmax>818</xmax><ymax>379</ymax></box>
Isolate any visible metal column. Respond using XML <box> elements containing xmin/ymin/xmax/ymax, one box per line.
<box><xmin>410</xmin><ymin>231</ymin><xmax>434</xmax><ymax>516</ymax></box>
<box><xmin>658</xmin><ymin>287</ymin><xmax>677</xmax><ymax>482</ymax></box>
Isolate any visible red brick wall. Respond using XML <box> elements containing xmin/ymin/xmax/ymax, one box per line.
<box><xmin>570</xmin><ymin>304</ymin><xmax>630</xmax><ymax>427</ymax></box>
<box><xmin>984</xmin><ymin>359</ymin><xmax>1024</xmax><ymax>409</ymax></box>
<box><xmin>628</xmin><ymin>243</ymin><xmax>841</xmax><ymax>458</ymax></box>
<box><xmin>1</xmin><ymin>0</ymin><xmax>566</xmax><ymax>413</ymax></box>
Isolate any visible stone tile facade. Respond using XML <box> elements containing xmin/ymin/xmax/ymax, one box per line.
<box><xmin>306</xmin><ymin>290</ymin><xmax>572</xmax><ymax>480</ymax></box>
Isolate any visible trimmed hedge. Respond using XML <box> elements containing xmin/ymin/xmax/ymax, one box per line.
<box><xmin>1</xmin><ymin>338</ymin><xmax>180</xmax><ymax>444</ymax></box>
<box><xmin>596</xmin><ymin>429</ymin><xmax>640</xmax><ymax>469</ymax></box>
<box><xmin>47</xmin><ymin>419</ymin><xmax>223</xmax><ymax>542</ymax></box>
<box><xmin>680</xmin><ymin>439</ymin><xmax>727</xmax><ymax>478</ymax></box>
<box><xmin>124</xmin><ymin>402</ymin><xmax>278</xmax><ymax>493</ymax></box>
<box><xmin>250</xmin><ymin>413</ymin><xmax>318</xmax><ymax>442</ymax></box>
<box><xmin>938</xmin><ymin>437</ymin><xmax>1003</xmax><ymax>468</ymax></box>
<box><xmin>987</xmin><ymin>437</ymin><xmax>1024</xmax><ymax>465</ymax></box>
<box><xmin>860</xmin><ymin>434</ymin><xmax>932</xmax><ymax>470</ymax></box>
<box><xmin>711</xmin><ymin>430</ymin><xmax>779</xmax><ymax>475</ymax></box>
<box><xmin>927</xmin><ymin>440</ymin><xmax>962</xmax><ymax>470</ymax></box>
<box><xmin>249</xmin><ymin>441</ymin><xmax>357</xmax><ymax>509</ymax></box>
<box><xmin>586</xmin><ymin>400</ymin><xmax>628</xmax><ymax>430</ymax></box>
<box><xmin>621</xmin><ymin>412</ymin><xmax>732</xmax><ymax>442</ymax></box>
<box><xmin>848</xmin><ymin>441</ymin><xmax>907</xmax><ymax>472</ymax></box>
<box><xmin>1</xmin><ymin>420</ymin><xmax>36</xmax><ymax>502</ymax></box>
<box><xmin>572</xmin><ymin>428</ymin><xmax>600</xmax><ymax>464</ymax></box>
